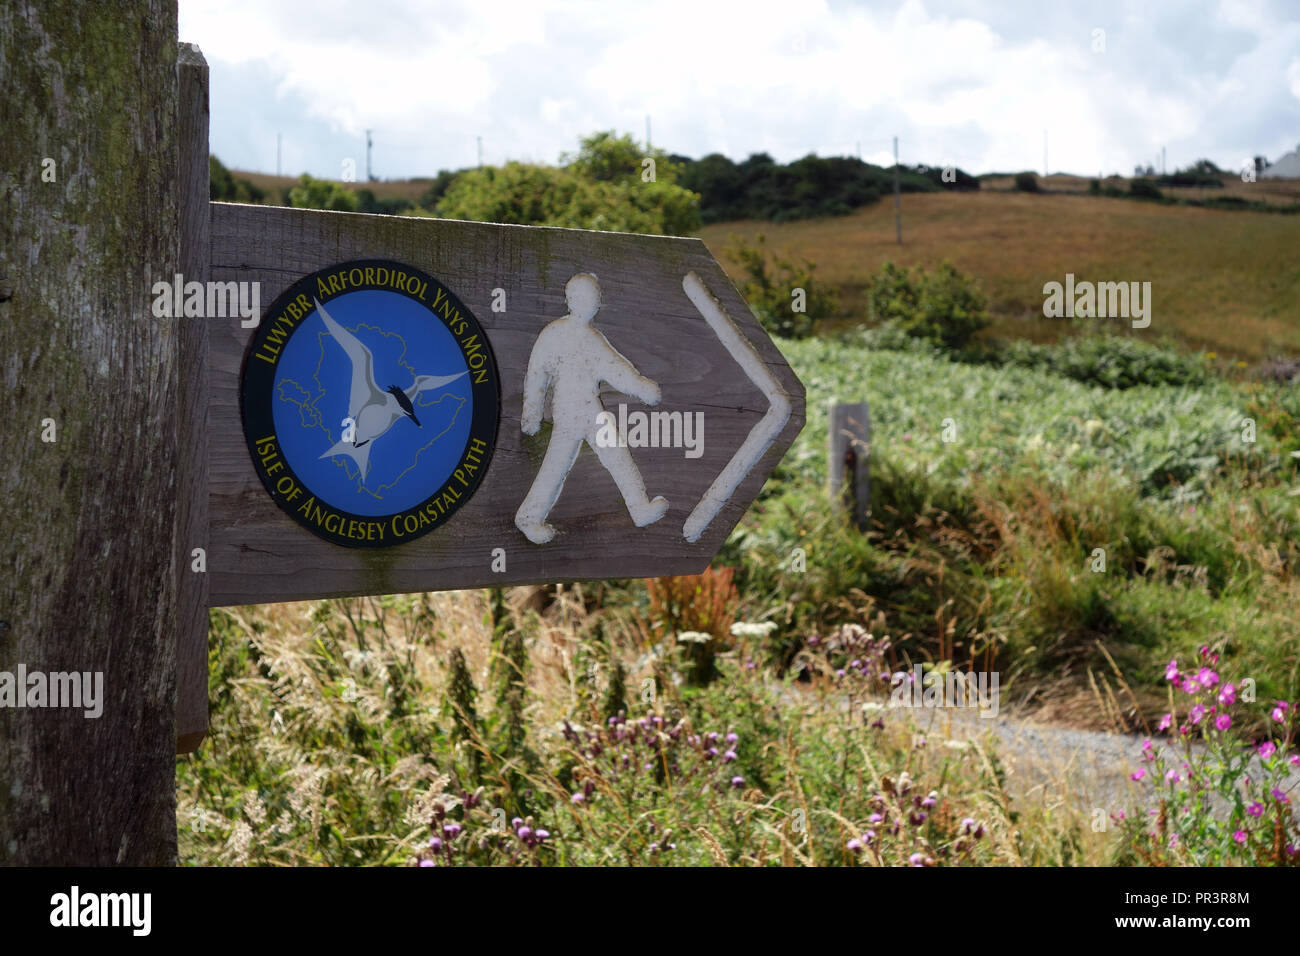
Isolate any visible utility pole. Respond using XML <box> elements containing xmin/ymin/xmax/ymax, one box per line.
<box><xmin>1162</xmin><ymin>146</ymin><xmax>1166</xmax><ymax>175</ymax></box>
<box><xmin>365</xmin><ymin>128</ymin><xmax>373</xmax><ymax>181</ymax></box>
<box><xmin>893</xmin><ymin>135</ymin><xmax>902</xmax><ymax>245</ymax></box>
<box><xmin>646</xmin><ymin>114</ymin><xmax>651</xmax><ymax>152</ymax></box>
<box><xmin>856</xmin><ymin>140</ymin><xmax>861</xmax><ymax>161</ymax></box>
<box><xmin>477</xmin><ymin>135</ymin><xmax>483</xmax><ymax>169</ymax></box>
<box><xmin>1043</xmin><ymin>129</ymin><xmax>1048</xmax><ymax>178</ymax></box>
<box><xmin>276</xmin><ymin>132</ymin><xmax>281</xmax><ymax>177</ymax></box>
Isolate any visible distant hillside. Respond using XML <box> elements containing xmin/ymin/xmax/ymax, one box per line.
<box><xmin>701</xmin><ymin>189</ymin><xmax>1300</xmax><ymax>361</ymax></box>
<box><xmin>233</xmin><ymin>169</ymin><xmax>435</xmax><ymax>204</ymax></box>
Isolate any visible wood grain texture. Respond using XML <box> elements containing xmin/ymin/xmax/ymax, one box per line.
<box><xmin>0</xmin><ymin>0</ymin><xmax>179</xmax><ymax>864</ymax></box>
<box><xmin>176</xmin><ymin>42</ymin><xmax>209</xmax><ymax>754</ymax></box>
<box><xmin>829</xmin><ymin>401</ymin><xmax>870</xmax><ymax>529</ymax></box>
<box><xmin>208</xmin><ymin>204</ymin><xmax>804</xmax><ymax>606</ymax></box>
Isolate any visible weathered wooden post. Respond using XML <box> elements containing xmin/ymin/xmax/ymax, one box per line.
<box><xmin>176</xmin><ymin>43</ymin><xmax>211</xmax><ymax>754</ymax></box>
<box><xmin>829</xmin><ymin>401</ymin><xmax>870</xmax><ymax>529</ymax></box>
<box><xmin>0</xmin><ymin>0</ymin><xmax>181</xmax><ymax>864</ymax></box>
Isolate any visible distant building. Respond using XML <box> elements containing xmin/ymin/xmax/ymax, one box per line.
<box><xmin>1260</xmin><ymin>144</ymin><xmax>1300</xmax><ymax>179</ymax></box>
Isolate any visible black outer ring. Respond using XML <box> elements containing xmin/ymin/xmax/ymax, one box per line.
<box><xmin>239</xmin><ymin>258</ymin><xmax>501</xmax><ymax>549</ymax></box>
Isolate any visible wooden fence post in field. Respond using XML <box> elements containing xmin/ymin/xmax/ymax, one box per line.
<box><xmin>0</xmin><ymin>0</ymin><xmax>181</xmax><ymax>864</ymax></box>
<box><xmin>829</xmin><ymin>402</ymin><xmax>870</xmax><ymax>530</ymax></box>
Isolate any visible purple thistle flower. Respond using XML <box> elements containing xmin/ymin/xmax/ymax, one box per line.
<box><xmin>428</xmin><ymin>836</ymin><xmax>443</xmax><ymax>851</ymax></box>
<box><xmin>846</xmin><ymin>838</ymin><xmax>863</xmax><ymax>853</ymax></box>
<box><xmin>730</xmin><ymin>776</ymin><xmax>745</xmax><ymax>789</ymax></box>
<box><xmin>723</xmin><ymin>750</ymin><xmax>737</xmax><ymax>762</ymax></box>
<box><xmin>570</xmin><ymin>792</ymin><xmax>584</xmax><ymax>804</ymax></box>
<box><xmin>419</xmin><ymin>858</ymin><xmax>436</xmax><ymax>867</ymax></box>
<box><xmin>908</xmin><ymin>853</ymin><xmax>925</xmax><ymax>866</ymax></box>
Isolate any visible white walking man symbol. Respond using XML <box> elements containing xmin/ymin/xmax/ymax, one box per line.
<box><xmin>515</xmin><ymin>272</ymin><xmax>669</xmax><ymax>544</ymax></box>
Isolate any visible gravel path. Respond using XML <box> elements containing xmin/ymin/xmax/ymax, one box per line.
<box><xmin>788</xmin><ymin>686</ymin><xmax>1300</xmax><ymax>821</ymax></box>
<box><xmin>905</xmin><ymin>704</ymin><xmax>1300</xmax><ymax>821</ymax></box>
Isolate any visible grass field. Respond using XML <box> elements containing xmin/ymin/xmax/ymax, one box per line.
<box><xmin>180</xmin><ymin>331</ymin><xmax>1300</xmax><ymax>866</ymax></box>
<box><xmin>701</xmin><ymin>189</ymin><xmax>1300</xmax><ymax>360</ymax></box>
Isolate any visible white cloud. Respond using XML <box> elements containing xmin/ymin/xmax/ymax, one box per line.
<box><xmin>180</xmin><ymin>0</ymin><xmax>1300</xmax><ymax>179</ymax></box>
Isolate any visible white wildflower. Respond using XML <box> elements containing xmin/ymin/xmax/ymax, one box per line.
<box><xmin>730</xmin><ymin>621</ymin><xmax>778</xmax><ymax>638</ymax></box>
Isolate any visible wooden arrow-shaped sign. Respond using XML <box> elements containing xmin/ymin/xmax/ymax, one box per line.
<box><xmin>206</xmin><ymin>203</ymin><xmax>805</xmax><ymax>606</ymax></box>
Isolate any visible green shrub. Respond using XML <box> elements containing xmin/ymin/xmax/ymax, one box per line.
<box><xmin>1129</xmin><ymin>178</ymin><xmax>1163</xmax><ymax>200</ymax></box>
<box><xmin>288</xmin><ymin>173</ymin><xmax>359</xmax><ymax>212</ymax></box>
<box><xmin>438</xmin><ymin>132</ymin><xmax>701</xmax><ymax>236</ymax></box>
<box><xmin>209</xmin><ymin>154</ymin><xmax>266</xmax><ymax>203</ymax></box>
<box><xmin>355</xmin><ymin>189</ymin><xmax>414</xmax><ymax>216</ymax></box>
<box><xmin>1014</xmin><ymin>172</ymin><xmax>1039</xmax><ymax>193</ymax></box>
<box><xmin>992</xmin><ymin>336</ymin><xmax>1209</xmax><ymax>390</ymax></box>
<box><xmin>729</xmin><ymin>233</ymin><xmax>838</xmax><ymax>338</ymax></box>
<box><xmin>865</xmin><ymin>260</ymin><xmax>990</xmax><ymax>351</ymax></box>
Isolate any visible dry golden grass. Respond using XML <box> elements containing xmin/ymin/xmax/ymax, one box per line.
<box><xmin>700</xmin><ymin>189</ymin><xmax>1300</xmax><ymax>359</ymax></box>
<box><xmin>982</xmin><ymin>173</ymin><xmax>1300</xmax><ymax>206</ymax></box>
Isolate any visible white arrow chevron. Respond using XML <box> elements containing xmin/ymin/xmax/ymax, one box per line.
<box><xmin>681</xmin><ymin>271</ymin><xmax>794</xmax><ymax>543</ymax></box>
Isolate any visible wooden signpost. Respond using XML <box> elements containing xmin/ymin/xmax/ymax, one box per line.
<box><xmin>4</xmin><ymin>9</ymin><xmax>805</xmax><ymax>863</ymax></box>
<box><xmin>206</xmin><ymin>208</ymin><xmax>804</xmax><ymax>593</ymax></box>
<box><xmin>178</xmin><ymin>156</ymin><xmax>807</xmax><ymax>750</ymax></box>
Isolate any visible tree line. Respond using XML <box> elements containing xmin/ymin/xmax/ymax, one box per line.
<box><xmin>210</xmin><ymin>132</ymin><xmax>981</xmax><ymax>234</ymax></box>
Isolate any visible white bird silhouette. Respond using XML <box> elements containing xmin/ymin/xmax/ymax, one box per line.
<box><xmin>314</xmin><ymin>297</ymin><xmax>466</xmax><ymax>481</ymax></box>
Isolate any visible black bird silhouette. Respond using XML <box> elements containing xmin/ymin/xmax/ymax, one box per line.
<box><xmin>386</xmin><ymin>384</ymin><xmax>422</xmax><ymax>427</ymax></box>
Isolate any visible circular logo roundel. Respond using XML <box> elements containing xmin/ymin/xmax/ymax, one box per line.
<box><xmin>240</xmin><ymin>259</ymin><xmax>500</xmax><ymax>548</ymax></box>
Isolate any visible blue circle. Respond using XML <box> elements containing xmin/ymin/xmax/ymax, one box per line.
<box><xmin>270</xmin><ymin>289</ymin><xmax>473</xmax><ymax>516</ymax></box>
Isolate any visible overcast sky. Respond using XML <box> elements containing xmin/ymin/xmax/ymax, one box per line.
<box><xmin>180</xmin><ymin>0</ymin><xmax>1300</xmax><ymax>181</ymax></box>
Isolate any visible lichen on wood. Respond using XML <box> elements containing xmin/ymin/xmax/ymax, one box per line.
<box><xmin>0</xmin><ymin>0</ymin><xmax>181</xmax><ymax>865</ymax></box>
